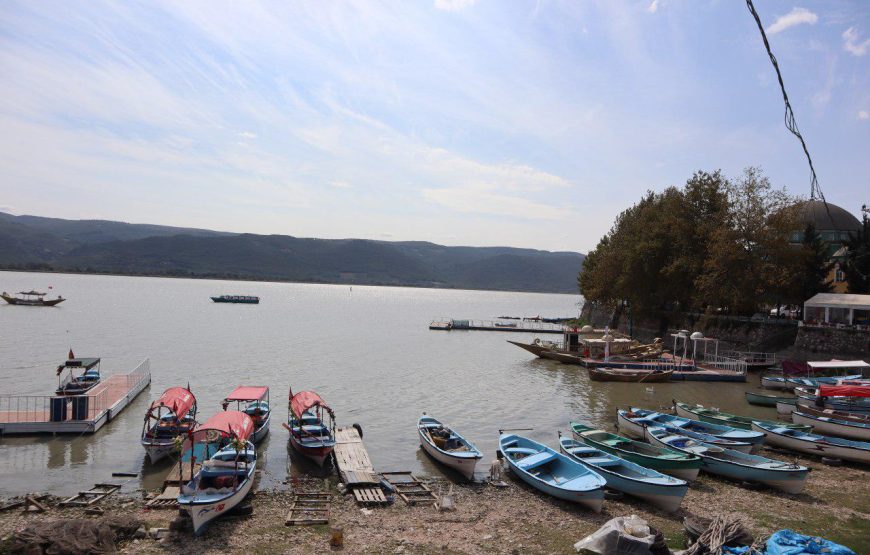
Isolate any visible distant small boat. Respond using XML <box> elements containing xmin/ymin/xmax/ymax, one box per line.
<box><xmin>141</xmin><ymin>387</ymin><xmax>198</xmax><ymax>463</ymax></box>
<box><xmin>2</xmin><ymin>290</ymin><xmax>65</xmax><ymax>306</ymax></box>
<box><xmin>673</xmin><ymin>401</ymin><xmax>811</xmax><ymax>433</ymax></box>
<box><xmin>286</xmin><ymin>389</ymin><xmax>336</xmax><ymax>467</ymax></box>
<box><xmin>571</xmin><ymin>423</ymin><xmax>701</xmax><ymax>481</ymax></box>
<box><xmin>493</xmin><ymin>322</ymin><xmax>518</xmax><ymax>328</ymax></box>
<box><xmin>539</xmin><ymin>350</ymin><xmax>584</xmax><ymax>365</ymax></box>
<box><xmin>499</xmin><ymin>433</ymin><xmax>605</xmax><ymax>511</ymax></box>
<box><xmin>559</xmin><ymin>436</ymin><xmax>688</xmax><ymax>512</ymax></box>
<box><xmin>761</xmin><ymin>376</ymin><xmax>788</xmax><ymax>390</ymax></box>
<box><xmin>616</xmin><ymin>408</ymin><xmax>763</xmax><ymax>452</ymax></box>
<box><xmin>55</xmin><ymin>357</ymin><xmax>102</xmax><ymax>396</ymax></box>
<box><xmin>589</xmin><ymin>367</ymin><xmax>672</xmax><ymax>383</ymax></box>
<box><xmin>645</xmin><ymin>427</ymin><xmax>809</xmax><ymax>493</ymax></box>
<box><xmin>751</xmin><ymin>421</ymin><xmax>870</xmax><ymax>465</ymax></box>
<box><xmin>790</xmin><ymin>410</ymin><xmax>870</xmax><ymax>442</ymax></box>
<box><xmin>222</xmin><ymin>386</ymin><xmax>270</xmax><ymax>443</ymax></box>
<box><xmin>211</xmin><ymin>295</ymin><xmax>259</xmax><ymax>304</ymax></box>
<box><xmin>745</xmin><ymin>391</ymin><xmax>795</xmax><ymax>407</ymax></box>
<box><xmin>418</xmin><ymin>415</ymin><xmax>482</xmax><ymax>480</ymax></box>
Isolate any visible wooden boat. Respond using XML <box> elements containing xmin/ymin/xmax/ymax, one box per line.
<box><xmin>210</xmin><ymin>295</ymin><xmax>259</xmax><ymax>304</ymax></box>
<box><xmin>589</xmin><ymin>367</ymin><xmax>672</xmax><ymax>382</ymax></box>
<box><xmin>177</xmin><ymin>411</ymin><xmax>257</xmax><ymax>535</ymax></box>
<box><xmin>616</xmin><ymin>408</ymin><xmax>762</xmax><ymax>452</ymax></box>
<box><xmin>418</xmin><ymin>415</ymin><xmax>482</xmax><ymax>480</ymax></box>
<box><xmin>791</xmin><ymin>411</ymin><xmax>870</xmax><ymax>442</ymax></box>
<box><xmin>673</xmin><ymin>401</ymin><xmax>812</xmax><ymax>433</ymax></box>
<box><xmin>285</xmin><ymin>389</ymin><xmax>336</xmax><ymax>467</ymax></box>
<box><xmin>540</xmin><ymin>350</ymin><xmax>584</xmax><ymax>365</ymax></box>
<box><xmin>141</xmin><ymin>387</ymin><xmax>197</xmax><ymax>463</ymax></box>
<box><xmin>761</xmin><ymin>376</ymin><xmax>789</xmax><ymax>390</ymax></box>
<box><xmin>786</xmin><ymin>375</ymin><xmax>864</xmax><ymax>389</ymax></box>
<box><xmin>55</xmin><ymin>357</ymin><xmax>101</xmax><ymax>396</ymax></box>
<box><xmin>222</xmin><ymin>386</ymin><xmax>270</xmax><ymax>444</ymax></box>
<box><xmin>745</xmin><ymin>391</ymin><xmax>795</xmax><ymax>407</ymax></box>
<box><xmin>645</xmin><ymin>427</ymin><xmax>809</xmax><ymax>493</ymax></box>
<box><xmin>571</xmin><ymin>423</ymin><xmax>701</xmax><ymax>481</ymax></box>
<box><xmin>498</xmin><ymin>433</ymin><xmax>605</xmax><ymax>511</ymax></box>
<box><xmin>794</xmin><ymin>386</ymin><xmax>870</xmax><ymax>413</ymax></box>
<box><xmin>751</xmin><ymin>421</ymin><xmax>870</xmax><ymax>465</ymax></box>
<box><xmin>507</xmin><ymin>339</ymin><xmax>563</xmax><ymax>358</ymax></box>
<box><xmin>791</xmin><ymin>401</ymin><xmax>870</xmax><ymax>424</ymax></box>
<box><xmin>2</xmin><ymin>290</ymin><xmax>65</xmax><ymax>306</ymax></box>
<box><xmin>559</xmin><ymin>436</ymin><xmax>688</xmax><ymax>512</ymax></box>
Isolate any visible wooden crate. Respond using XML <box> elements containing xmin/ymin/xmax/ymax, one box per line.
<box><xmin>285</xmin><ymin>492</ymin><xmax>331</xmax><ymax>526</ymax></box>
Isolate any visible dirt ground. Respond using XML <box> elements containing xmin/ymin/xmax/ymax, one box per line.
<box><xmin>1</xmin><ymin>446</ymin><xmax>867</xmax><ymax>555</ymax></box>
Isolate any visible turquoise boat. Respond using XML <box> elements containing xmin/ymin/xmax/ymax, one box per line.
<box><xmin>559</xmin><ymin>437</ymin><xmax>688</xmax><ymax>513</ymax></box>
<box><xmin>499</xmin><ymin>433</ymin><xmax>605</xmax><ymax>512</ymax></box>
<box><xmin>616</xmin><ymin>408</ymin><xmax>763</xmax><ymax>452</ymax></box>
<box><xmin>751</xmin><ymin>421</ymin><xmax>870</xmax><ymax>464</ymax></box>
<box><xmin>646</xmin><ymin>427</ymin><xmax>809</xmax><ymax>494</ymax></box>
<box><xmin>571</xmin><ymin>422</ymin><xmax>701</xmax><ymax>481</ymax></box>
<box><xmin>745</xmin><ymin>390</ymin><xmax>795</xmax><ymax>407</ymax></box>
<box><xmin>673</xmin><ymin>401</ymin><xmax>812</xmax><ymax>433</ymax></box>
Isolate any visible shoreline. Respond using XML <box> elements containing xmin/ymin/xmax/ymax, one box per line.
<box><xmin>2</xmin><ymin>444</ymin><xmax>867</xmax><ymax>554</ymax></box>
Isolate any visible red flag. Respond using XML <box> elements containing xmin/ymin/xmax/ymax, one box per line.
<box><xmin>68</xmin><ymin>349</ymin><xmax>75</xmax><ymax>360</ymax></box>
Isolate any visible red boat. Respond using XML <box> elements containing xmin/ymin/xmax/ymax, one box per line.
<box><xmin>284</xmin><ymin>389</ymin><xmax>336</xmax><ymax>467</ymax></box>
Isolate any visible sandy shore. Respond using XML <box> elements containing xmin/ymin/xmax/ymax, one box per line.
<box><xmin>1</xmin><ymin>446</ymin><xmax>867</xmax><ymax>554</ymax></box>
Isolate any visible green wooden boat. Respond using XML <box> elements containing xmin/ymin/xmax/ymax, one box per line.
<box><xmin>570</xmin><ymin>422</ymin><xmax>701</xmax><ymax>482</ymax></box>
<box><xmin>673</xmin><ymin>401</ymin><xmax>812</xmax><ymax>433</ymax></box>
<box><xmin>745</xmin><ymin>391</ymin><xmax>796</xmax><ymax>407</ymax></box>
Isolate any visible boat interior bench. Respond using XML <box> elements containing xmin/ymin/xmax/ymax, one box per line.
<box><xmin>515</xmin><ymin>451</ymin><xmax>557</xmax><ymax>470</ymax></box>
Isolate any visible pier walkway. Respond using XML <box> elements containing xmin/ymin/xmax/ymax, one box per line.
<box><xmin>334</xmin><ymin>426</ymin><xmax>387</xmax><ymax>504</ymax></box>
<box><xmin>0</xmin><ymin>359</ymin><xmax>151</xmax><ymax>434</ymax></box>
<box><xmin>430</xmin><ymin>318</ymin><xmax>564</xmax><ymax>334</ymax></box>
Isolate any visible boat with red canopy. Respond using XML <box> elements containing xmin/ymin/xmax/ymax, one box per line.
<box><xmin>285</xmin><ymin>389</ymin><xmax>336</xmax><ymax>467</ymax></box>
<box><xmin>177</xmin><ymin>411</ymin><xmax>257</xmax><ymax>535</ymax></box>
<box><xmin>221</xmin><ymin>386</ymin><xmax>270</xmax><ymax>444</ymax></box>
<box><xmin>140</xmin><ymin>386</ymin><xmax>198</xmax><ymax>463</ymax></box>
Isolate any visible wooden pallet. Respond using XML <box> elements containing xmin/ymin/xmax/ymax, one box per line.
<box><xmin>381</xmin><ymin>472</ymin><xmax>437</xmax><ymax>506</ymax></box>
<box><xmin>59</xmin><ymin>483</ymin><xmax>121</xmax><ymax>507</ymax></box>
<box><xmin>352</xmin><ymin>487</ymin><xmax>388</xmax><ymax>505</ymax></box>
<box><xmin>146</xmin><ymin>486</ymin><xmax>180</xmax><ymax>509</ymax></box>
<box><xmin>285</xmin><ymin>492</ymin><xmax>331</xmax><ymax>526</ymax></box>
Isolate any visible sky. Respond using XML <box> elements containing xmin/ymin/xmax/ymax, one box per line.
<box><xmin>1</xmin><ymin>1</ymin><xmax>868</xmax><ymax>253</ymax></box>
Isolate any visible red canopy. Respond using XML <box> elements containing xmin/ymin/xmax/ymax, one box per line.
<box><xmin>819</xmin><ymin>385</ymin><xmax>870</xmax><ymax>398</ymax></box>
<box><xmin>224</xmin><ymin>386</ymin><xmax>269</xmax><ymax>402</ymax></box>
<box><xmin>290</xmin><ymin>391</ymin><xmax>332</xmax><ymax>419</ymax></box>
<box><xmin>195</xmin><ymin>410</ymin><xmax>254</xmax><ymax>440</ymax></box>
<box><xmin>149</xmin><ymin>387</ymin><xmax>196</xmax><ymax>419</ymax></box>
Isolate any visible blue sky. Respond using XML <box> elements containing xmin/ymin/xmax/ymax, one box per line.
<box><xmin>1</xmin><ymin>1</ymin><xmax>868</xmax><ymax>253</ymax></box>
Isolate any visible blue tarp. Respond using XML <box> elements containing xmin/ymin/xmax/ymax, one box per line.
<box><xmin>765</xmin><ymin>530</ymin><xmax>856</xmax><ymax>555</ymax></box>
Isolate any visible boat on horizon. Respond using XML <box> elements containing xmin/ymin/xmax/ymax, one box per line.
<box><xmin>418</xmin><ymin>415</ymin><xmax>482</xmax><ymax>480</ymax></box>
<box><xmin>141</xmin><ymin>386</ymin><xmax>198</xmax><ymax>464</ymax></box>
<box><xmin>222</xmin><ymin>386</ymin><xmax>270</xmax><ymax>444</ymax></box>
<box><xmin>1</xmin><ymin>290</ymin><xmax>65</xmax><ymax>306</ymax></box>
<box><xmin>285</xmin><ymin>389</ymin><xmax>336</xmax><ymax>467</ymax></box>
<box><xmin>210</xmin><ymin>295</ymin><xmax>259</xmax><ymax>304</ymax></box>
<box><xmin>55</xmin><ymin>356</ymin><xmax>102</xmax><ymax>396</ymax></box>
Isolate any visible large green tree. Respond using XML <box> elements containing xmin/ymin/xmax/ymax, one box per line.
<box><xmin>843</xmin><ymin>214</ymin><xmax>870</xmax><ymax>294</ymax></box>
<box><xmin>795</xmin><ymin>223</ymin><xmax>833</xmax><ymax>301</ymax></box>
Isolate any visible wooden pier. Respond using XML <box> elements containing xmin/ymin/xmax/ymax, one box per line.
<box><xmin>0</xmin><ymin>359</ymin><xmax>151</xmax><ymax>434</ymax></box>
<box><xmin>333</xmin><ymin>426</ymin><xmax>387</xmax><ymax>505</ymax></box>
<box><xmin>430</xmin><ymin>318</ymin><xmax>564</xmax><ymax>334</ymax></box>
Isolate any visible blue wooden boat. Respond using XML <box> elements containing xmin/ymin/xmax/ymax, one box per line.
<box><xmin>745</xmin><ymin>390</ymin><xmax>795</xmax><ymax>408</ymax></box>
<box><xmin>559</xmin><ymin>436</ymin><xmax>687</xmax><ymax>513</ymax></box>
<box><xmin>499</xmin><ymin>433</ymin><xmax>605</xmax><ymax>511</ymax></box>
<box><xmin>794</xmin><ymin>387</ymin><xmax>870</xmax><ymax>413</ymax></box>
<box><xmin>617</xmin><ymin>408</ymin><xmax>764</xmax><ymax>452</ymax></box>
<box><xmin>646</xmin><ymin>427</ymin><xmax>809</xmax><ymax>494</ymax></box>
<box><xmin>787</xmin><ymin>375</ymin><xmax>863</xmax><ymax>389</ymax></box>
<box><xmin>418</xmin><ymin>415</ymin><xmax>482</xmax><ymax>480</ymax></box>
<box><xmin>791</xmin><ymin>410</ymin><xmax>870</xmax><ymax>442</ymax></box>
<box><xmin>751</xmin><ymin>421</ymin><xmax>870</xmax><ymax>464</ymax></box>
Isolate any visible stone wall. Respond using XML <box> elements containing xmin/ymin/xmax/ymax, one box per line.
<box><xmin>794</xmin><ymin>326</ymin><xmax>870</xmax><ymax>357</ymax></box>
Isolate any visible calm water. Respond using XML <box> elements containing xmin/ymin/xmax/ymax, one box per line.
<box><xmin>0</xmin><ymin>271</ymin><xmax>777</xmax><ymax>496</ymax></box>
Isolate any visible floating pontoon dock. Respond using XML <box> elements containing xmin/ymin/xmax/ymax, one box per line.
<box><xmin>0</xmin><ymin>359</ymin><xmax>151</xmax><ymax>434</ymax></box>
<box><xmin>430</xmin><ymin>318</ymin><xmax>564</xmax><ymax>334</ymax></box>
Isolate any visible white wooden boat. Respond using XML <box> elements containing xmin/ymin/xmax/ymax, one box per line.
<box><xmin>286</xmin><ymin>389</ymin><xmax>336</xmax><ymax>467</ymax></box>
<box><xmin>223</xmin><ymin>386</ymin><xmax>270</xmax><ymax>444</ymax></box>
<box><xmin>141</xmin><ymin>387</ymin><xmax>197</xmax><ymax>463</ymax></box>
<box><xmin>791</xmin><ymin>411</ymin><xmax>870</xmax><ymax>442</ymax></box>
<box><xmin>418</xmin><ymin>415</ymin><xmax>482</xmax><ymax>480</ymax></box>
<box><xmin>616</xmin><ymin>408</ymin><xmax>762</xmax><ymax>452</ymax></box>
<box><xmin>751</xmin><ymin>421</ymin><xmax>870</xmax><ymax>465</ymax></box>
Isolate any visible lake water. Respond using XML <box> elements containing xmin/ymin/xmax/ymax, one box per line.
<box><xmin>0</xmin><ymin>271</ymin><xmax>776</xmax><ymax>496</ymax></box>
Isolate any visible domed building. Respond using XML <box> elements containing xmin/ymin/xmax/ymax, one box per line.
<box><xmin>789</xmin><ymin>200</ymin><xmax>862</xmax><ymax>293</ymax></box>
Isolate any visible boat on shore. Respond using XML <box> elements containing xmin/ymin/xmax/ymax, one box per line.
<box><xmin>418</xmin><ymin>415</ymin><xmax>482</xmax><ymax>480</ymax></box>
<box><xmin>589</xmin><ymin>367</ymin><xmax>673</xmax><ymax>383</ymax></box>
<box><xmin>761</xmin><ymin>376</ymin><xmax>789</xmax><ymax>390</ymax></box>
<box><xmin>559</xmin><ymin>436</ymin><xmax>688</xmax><ymax>512</ymax></box>
<box><xmin>645</xmin><ymin>427</ymin><xmax>809</xmax><ymax>493</ymax></box>
<box><xmin>751</xmin><ymin>421</ymin><xmax>870</xmax><ymax>465</ymax></box>
<box><xmin>211</xmin><ymin>295</ymin><xmax>259</xmax><ymax>304</ymax></box>
<box><xmin>1</xmin><ymin>290</ymin><xmax>65</xmax><ymax>306</ymax></box>
<box><xmin>498</xmin><ymin>433</ymin><xmax>605</xmax><ymax>511</ymax></box>
<box><xmin>570</xmin><ymin>423</ymin><xmax>701</xmax><ymax>481</ymax></box>
<box><xmin>794</xmin><ymin>385</ymin><xmax>870</xmax><ymax>413</ymax></box>
<box><xmin>789</xmin><ymin>401</ymin><xmax>870</xmax><ymax>424</ymax></box>
<box><xmin>222</xmin><ymin>386</ymin><xmax>270</xmax><ymax>444</ymax></box>
<box><xmin>673</xmin><ymin>401</ymin><xmax>812</xmax><ymax>433</ymax></box>
<box><xmin>177</xmin><ymin>411</ymin><xmax>257</xmax><ymax>535</ymax></box>
<box><xmin>55</xmin><ymin>356</ymin><xmax>102</xmax><ymax>396</ymax></box>
<box><xmin>745</xmin><ymin>391</ymin><xmax>795</xmax><ymax>407</ymax></box>
<box><xmin>616</xmin><ymin>408</ymin><xmax>762</xmax><ymax>452</ymax></box>
<box><xmin>790</xmin><ymin>410</ymin><xmax>870</xmax><ymax>442</ymax></box>
<box><xmin>141</xmin><ymin>386</ymin><xmax>198</xmax><ymax>463</ymax></box>
<box><xmin>285</xmin><ymin>389</ymin><xmax>336</xmax><ymax>467</ymax></box>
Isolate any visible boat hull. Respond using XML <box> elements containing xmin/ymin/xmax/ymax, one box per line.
<box><xmin>505</xmin><ymin>462</ymin><xmax>604</xmax><ymax>511</ymax></box>
<box><xmin>761</xmin><ymin>376</ymin><xmax>788</xmax><ymax>390</ymax></box>
<box><xmin>1</xmin><ymin>294</ymin><xmax>65</xmax><ymax>306</ymax></box>
<box><xmin>589</xmin><ymin>368</ymin><xmax>672</xmax><ymax>382</ymax></box>
<box><xmin>750</xmin><ymin>423</ymin><xmax>870</xmax><ymax>464</ymax></box>
<box><xmin>142</xmin><ymin>440</ymin><xmax>176</xmax><ymax>464</ymax></box>
<box><xmin>616</xmin><ymin>410</ymin><xmax>756</xmax><ymax>453</ymax></box>
<box><xmin>288</xmin><ymin>433</ymin><xmax>334</xmax><ymax>467</ymax></box>
<box><xmin>419</xmin><ymin>430</ymin><xmax>481</xmax><ymax>480</ymax></box>
<box><xmin>250</xmin><ymin>415</ymin><xmax>270</xmax><ymax>444</ymax></box>
<box><xmin>540</xmin><ymin>350</ymin><xmax>583</xmax><ymax>365</ymax></box>
<box><xmin>673</xmin><ymin>402</ymin><xmax>810</xmax><ymax>433</ymax></box>
<box><xmin>180</xmin><ymin>474</ymin><xmax>254</xmax><ymax>535</ymax></box>
<box><xmin>791</xmin><ymin>412</ymin><xmax>870</xmax><ymax>442</ymax></box>
<box><xmin>746</xmin><ymin>391</ymin><xmax>794</xmax><ymax>407</ymax></box>
<box><xmin>574</xmin><ymin>430</ymin><xmax>700</xmax><ymax>482</ymax></box>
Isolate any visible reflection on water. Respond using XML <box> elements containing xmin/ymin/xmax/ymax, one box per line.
<box><xmin>0</xmin><ymin>270</ymin><xmax>781</xmax><ymax>496</ymax></box>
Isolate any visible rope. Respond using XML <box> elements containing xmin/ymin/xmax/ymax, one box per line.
<box><xmin>684</xmin><ymin>515</ymin><xmax>760</xmax><ymax>555</ymax></box>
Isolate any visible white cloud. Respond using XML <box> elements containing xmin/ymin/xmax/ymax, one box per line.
<box><xmin>0</xmin><ymin>205</ymin><xmax>16</xmax><ymax>213</ymax></box>
<box><xmin>434</xmin><ymin>0</ymin><xmax>476</xmax><ymax>11</ymax></box>
<box><xmin>843</xmin><ymin>27</ymin><xmax>870</xmax><ymax>56</ymax></box>
<box><xmin>329</xmin><ymin>180</ymin><xmax>353</xmax><ymax>189</ymax></box>
<box><xmin>647</xmin><ymin>1</ymin><xmax>660</xmax><ymax>14</ymax></box>
<box><xmin>239</xmin><ymin>131</ymin><xmax>257</xmax><ymax>139</ymax></box>
<box><xmin>767</xmin><ymin>7</ymin><xmax>818</xmax><ymax>35</ymax></box>
<box><xmin>422</xmin><ymin>185</ymin><xmax>573</xmax><ymax>220</ymax></box>
<box><xmin>859</xmin><ymin>110</ymin><xmax>869</xmax><ymax>120</ymax></box>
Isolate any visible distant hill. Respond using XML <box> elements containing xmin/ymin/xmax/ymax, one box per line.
<box><xmin>0</xmin><ymin>212</ymin><xmax>583</xmax><ymax>293</ymax></box>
